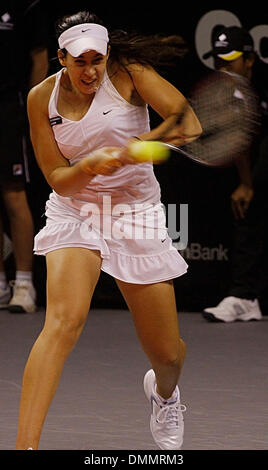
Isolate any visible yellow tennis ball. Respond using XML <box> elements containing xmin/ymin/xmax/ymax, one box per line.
<box><xmin>128</xmin><ymin>141</ymin><xmax>170</xmax><ymax>163</ymax></box>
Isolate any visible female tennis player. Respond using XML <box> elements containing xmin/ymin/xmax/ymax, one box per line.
<box><xmin>15</xmin><ymin>11</ymin><xmax>201</xmax><ymax>450</ymax></box>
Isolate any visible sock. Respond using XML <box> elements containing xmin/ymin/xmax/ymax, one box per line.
<box><xmin>15</xmin><ymin>271</ymin><xmax>33</xmax><ymax>283</ymax></box>
<box><xmin>0</xmin><ymin>271</ymin><xmax>7</xmax><ymax>289</ymax></box>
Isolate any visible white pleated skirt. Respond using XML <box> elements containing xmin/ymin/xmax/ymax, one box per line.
<box><xmin>34</xmin><ymin>192</ymin><xmax>188</xmax><ymax>284</ymax></box>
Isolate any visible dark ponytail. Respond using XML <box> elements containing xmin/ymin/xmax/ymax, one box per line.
<box><xmin>109</xmin><ymin>30</ymin><xmax>188</xmax><ymax>69</ymax></box>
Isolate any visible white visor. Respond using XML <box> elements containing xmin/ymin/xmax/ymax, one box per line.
<box><xmin>58</xmin><ymin>23</ymin><xmax>109</xmax><ymax>57</ymax></box>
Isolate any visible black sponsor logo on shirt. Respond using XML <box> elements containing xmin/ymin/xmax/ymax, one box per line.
<box><xmin>49</xmin><ymin>116</ymin><xmax>63</xmax><ymax>127</ymax></box>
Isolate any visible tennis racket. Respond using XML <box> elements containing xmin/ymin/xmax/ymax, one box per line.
<box><xmin>128</xmin><ymin>70</ymin><xmax>260</xmax><ymax>167</ymax></box>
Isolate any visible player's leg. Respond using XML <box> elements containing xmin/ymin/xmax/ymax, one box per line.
<box><xmin>116</xmin><ymin>279</ymin><xmax>185</xmax><ymax>399</ymax></box>
<box><xmin>16</xmin><ymin>248</ymin><xmax>102</xmax><ymax>450</ymax></box>
<box><xmin>116</xmin><ymin>278</ymin><xmax>186</xmax><ymax>449</ymax></box>
<box><xmin>0</xmin><ymin>216</ymin><xmax>5</xmax><ymax>272</ymax></box>
<box><xmin>1</xmin><ymin>182</ymin><xmax>36</xmax><ymax>312</ymax></box>
<box><xmin>0</xmin><ymin>215</ymin><xmax>11</xmax><ymax>305</ymax></box>
<box><xmin>2</xmin><ymin>183</ymin><xmax>34</xmax><ymax>272</ymax></box>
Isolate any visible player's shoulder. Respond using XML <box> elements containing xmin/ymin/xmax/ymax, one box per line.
<box><xmin>27</xmin><ymin>74</ymin><xmax>57</xmax><ymax>111</ymax></box>
<box><xmin>125</xmin><ymin>62</ymin><xmax>154</xmax><ymax>76</ymax></box>
<box><xmin>123</xmin><ymin>62</ymin><xmax>157</xmax><ymax>90</ymax></box>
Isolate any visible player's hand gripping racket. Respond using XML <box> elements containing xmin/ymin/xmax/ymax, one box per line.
<box><xmin>83</xmin><ymin>71</ymin><xmax>260</xmax><ymax>175</ymax></box>
<box><xmin>127</xmin><ymin>71</ymin><xmax>260</xmax><ymax>167</ymax></box>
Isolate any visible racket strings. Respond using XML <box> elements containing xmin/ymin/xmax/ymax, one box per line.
<box><xmin>184</xmin><ymin>72</ymin><xmax>260</xmax><ymax>164</ymax></box>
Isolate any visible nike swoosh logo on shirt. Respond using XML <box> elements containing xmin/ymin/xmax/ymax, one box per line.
<box><xmin>82</xmin><ymin>28</ymin><xmax>91</xmax><ymax>33</ymax></box>
<box><xmin>103</xmin><ymin>110</ymin><xmax>113</xmax><ymax>115</ymax></box>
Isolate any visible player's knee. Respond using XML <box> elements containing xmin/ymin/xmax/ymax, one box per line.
<box><xmin>154</xmin><ymin>339</ymin><xmax>186</xmax><ymax>370</ymax></box>
<box><xmin>45</xmin><ymin>306</ymin><xmax>87</xmax><ymax>350</ymax></box>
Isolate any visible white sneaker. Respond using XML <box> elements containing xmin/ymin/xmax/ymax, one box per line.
<box><xmin>203</xmin><ymin>296</ymin><xmax>262</xmax><ymax>322</ymax></box>
<box><xmin>0</xmin><ymin>285</ymin><xmax>11</xmax><ymax>307</ymax></box>
<box><xmin>8</xmin><ymin>280</ymin><xmax>36</xmax><ymax>313</ymax></box>
<box><xmin>144</xmin><ymin>369</ymin><xmax>186</xmax><ymax>450</ymax></box>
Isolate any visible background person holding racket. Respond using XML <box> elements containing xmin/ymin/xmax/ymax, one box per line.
<box><xmin>15</xmin><ymin>10</ymin><xmax>202</xmax><ymax>450</ymax></box>
<box><xmin>202</xmin><ymin>26</ymin><xmax>267</xmax><ymax>322</ymax></box>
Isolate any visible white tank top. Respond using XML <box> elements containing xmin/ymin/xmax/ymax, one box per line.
<box><xmin>48</xmin><ymin>68</ymin><xmax>161</xmax><ymax>208</ymax></box>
